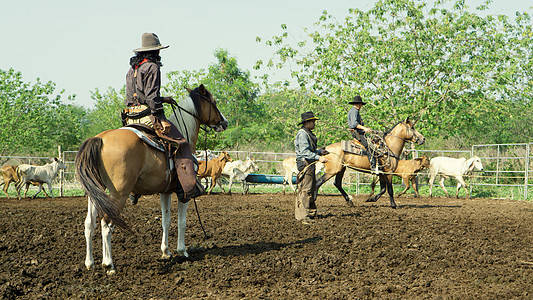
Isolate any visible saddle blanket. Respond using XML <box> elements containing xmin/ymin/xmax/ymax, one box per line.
<box><xmin>118</xmin><ymin>127</ymin><xmax>166</xmax><ymax>152</ymax></box>
<box><xmin>341</xmin><ymin>140</ymin><xmax>364</xmax><ymax>156</ymax></box>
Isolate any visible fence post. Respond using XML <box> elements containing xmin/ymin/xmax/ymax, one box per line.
<box><xmin>58</xmin><ymin>145</ymin><xmax>63</xmax><ymax>197</ymax></box>
<box><xmin>525</xmin><ymin>144</ymin><xmax>530</xmax><ymax>200</ymax></box>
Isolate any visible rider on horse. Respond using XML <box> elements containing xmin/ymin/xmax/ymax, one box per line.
<box><xmin>123</xmin><ymin>33</ymin><xmax>203</xmax><ymax>202</ymax></box>
<box><xmin>347</xmin><ymin>96</ymin><xmax>381</xmax><ymax>174</ymax></box>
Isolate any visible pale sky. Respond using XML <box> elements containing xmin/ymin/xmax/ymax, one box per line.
<box><xmin>1</xmin><ymin>0</ymin><xmax>531</xmax><ymax>108</ymax></box>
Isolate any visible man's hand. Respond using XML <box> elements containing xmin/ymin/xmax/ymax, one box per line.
<box><xmin>162</xmin><ymin>97</ymin><xmax>178</xmax><ymax>106</ymax></box>
<box><xmin>160</xmin><ymin>120</ymin><xmax>171</xmax><ymax>134</ymax></box>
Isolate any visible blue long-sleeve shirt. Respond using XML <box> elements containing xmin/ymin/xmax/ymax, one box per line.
<box><xmin>347</xmin><ymin>106</ymin><xmax>364</xmax><ymax>134</ymax></box>
<box><xmin>294</xmin><ymin>129</ymin><xmax>320</xmax><ymax>161</ymax></box>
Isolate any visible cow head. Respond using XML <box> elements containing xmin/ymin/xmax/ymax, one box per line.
<box><xmin>467</xmin><ymin>156</ymin><xmax>484</xmax><ymax>172</ymax></box>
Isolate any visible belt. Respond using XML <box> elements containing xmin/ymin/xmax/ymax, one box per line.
<box><xmin>125</xmin><ymin>107</ymin><xmax>149</xmax><ymax>114</ymax></box>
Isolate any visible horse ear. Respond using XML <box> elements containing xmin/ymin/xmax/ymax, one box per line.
<box><xmin>199</xmin><ymin>84</ymin><xmax>206</xmax><ymax>95</ymax></box>
<box><xmin>184</xmin><ymin>86</ymin><xmax>192</xmax><ymax>93</ymax></box>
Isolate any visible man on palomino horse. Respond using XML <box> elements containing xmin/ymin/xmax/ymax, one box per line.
<box><xmin>123</xmin><ymin>33</ymin><xmax>203</xmax><ymax>203</ymax></box>
<box><xmin>294</xmin><ymin>111</ymin><xmax>329</xmax><ymax>225</ymax></box>
<box><xmin>347</xmin><ymin>96</ymin><xmax>380</xmax><ymax>174</ymax></box>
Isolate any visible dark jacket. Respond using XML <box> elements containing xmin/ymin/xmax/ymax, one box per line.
<box><xmin>125</xmin><ymin>61</ymin><xmax>165</xmax><ymax>119</ymax></box>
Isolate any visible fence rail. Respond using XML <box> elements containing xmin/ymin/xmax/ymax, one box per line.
<box><xmin>1</xmin><ymin>142</ymin><xmax>532</xmax><ymax>200</ymax></box>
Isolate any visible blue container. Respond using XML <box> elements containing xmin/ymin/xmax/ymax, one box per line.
<box><xmin>245</xmin><ymin>173</ymin><xmax>296</xmax><ymax>184</ymax></box>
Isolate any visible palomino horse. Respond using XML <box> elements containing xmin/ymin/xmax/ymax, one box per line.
<box><xmin>316</xmin><ymin>118</ymin><xmax>425</xmax><ymax>208</ymax></box>
<box><xmin>75</xmin><ymin>84</ymin><xmax>228</xmax><ymax>274</ymax></box>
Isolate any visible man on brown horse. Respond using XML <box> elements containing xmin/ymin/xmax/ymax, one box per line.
<box><xmin>347</xmin><ymin>96</ymin><xmax>380</xmax><ymax>174</ymax></box>
<box><xmin>294</xmin><ymin>111</ymin><xmax>329</xmax><ymax>225</ymax></box>
<box><xmin>123</xmin><ymin>33</ymin><xmax>203</xmax><ymax>202</ymax></box>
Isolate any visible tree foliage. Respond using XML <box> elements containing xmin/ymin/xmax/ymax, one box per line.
<box><xmin>259</xmin><ymin>0</ymin><xmax>532</xmax><ymax>146</ymax></box>
<box><xmin>165</xmin><ymin>49</ymin><xmax>270</xmax><ymax>150</ymax></box>
<box><xmin>0</xmin><ymin>68</ymin><xmax>86</xmax><ymax>159</ymax></box>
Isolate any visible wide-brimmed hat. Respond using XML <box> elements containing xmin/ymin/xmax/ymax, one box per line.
<box><xmin>348</xmin><ymin>95</ymin><xmax>366</xmax><ymax>105</ymax></box>
<box><xmin>133</xmin><ymin>33</ymin><xmax>169</xmax><ymax>53</ymax></box>
<box><xmin>298</xmin><ymin>111</ymin><xmax>319</xmax><ymax>125</ymax></box>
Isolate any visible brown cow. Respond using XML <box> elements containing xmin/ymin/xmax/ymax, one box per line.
<box><xmin>197</xmin><ymin>151</ymin><xmax>232</xmax><ymax>194</ymax></box>
<box><xmin>369</xmin><ymin>155</ymin><xmax>430</xmax><ymax>198</ymax></box>
<box><xmin>0</xmin><ymin>165</ymin><xmax>43</xmax><ymax>198</ymax></box>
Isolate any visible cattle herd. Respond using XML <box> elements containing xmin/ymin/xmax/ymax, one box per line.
<box><xmin>0</xmin><ymin>152</ymin><xmax>484</xmax><ymax>199</ymax></box>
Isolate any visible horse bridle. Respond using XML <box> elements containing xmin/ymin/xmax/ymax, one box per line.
<box><xmin>386</xmin><ymin>122</ymin><xmax>420</xmax><ymax>144</ymax></box>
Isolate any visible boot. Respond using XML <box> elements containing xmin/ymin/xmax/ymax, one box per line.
<box><xmin>173</xmin><ymin>148</ymin><xmax>205</xmax><ymax>200</ymax></box>
<box><xmin>370</xmin><ymin>156</ymin><xmax>381</xmax><ymax>175</ymax></box>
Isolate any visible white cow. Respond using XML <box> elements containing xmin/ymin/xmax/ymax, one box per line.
<box><xmin>15</xmin><ymin>158</ymin><xmax>67</xmax><ymax>199</ymax></box>
<box><xmin>195</xmin><ymin>149</ymin><xmax>217</xmax><ymax>161</ymax></box>
<box><xmin>217</xmin><ymin>158</ymin><xmax>258</xmax><ymax>194</ymax></box>
<box><xmin>281</xmin><ymin>157</ymin><xmax>324</xmax><ymax>194</ymax></box>
<box><xmin>428</xmin><ymin>156</ymin><xmax>484</xmax><ymax>198</ymax></box>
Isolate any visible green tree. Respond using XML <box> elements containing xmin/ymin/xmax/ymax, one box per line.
<box><xmin>0</xmin><ymin>68</ymin><xmax>86</xmax><ymax>158</ymax></box>
<box><xmin>259</xmin><ymin>0</ymin><xmax>533</xmax><ymax>146</ymax></box>
<box><xmin>165</xmin><ymin>49</ymin><xmax>265</xmax><ymax>150</ymax></box>
<box><xmin>84</xmin><ymin>87</ymin><xmax>125</xmax><ymax>138</ymax></box>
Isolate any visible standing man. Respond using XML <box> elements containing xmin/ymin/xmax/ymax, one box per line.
<box><xmin>347</xmin><ymin>96</ymin><xmax>380</xmax><ymax>174</ymax></box>
<box><xmin>294</xmin><ymin>111</ymin><xmax>329</xmax><ymax>225</ymax></box>
<box><xmin>123</xmin><ymin>33</ymin><xmax>203</xmax><ymax>201</ymax></box>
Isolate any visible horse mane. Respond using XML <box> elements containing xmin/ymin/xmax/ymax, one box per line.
<box><xmin>170</xmin><ymin>93</ymin><xmax>200</xmax><ymax>151</ymax></box>
<box><xmin>383</xmin><ymin>121</ymin><xmax>403</xmax><ymax>138</ymax></box>
<box><xmin>188</xmin><ymin>87</ymin><xmax>204</xmax><ymax>116</ymax></box>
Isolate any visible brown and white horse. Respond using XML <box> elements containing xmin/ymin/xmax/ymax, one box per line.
<box><xmin>75</xmin><ymin>84</ymin><xmax>228</xmax><ymax>274</ymax></box>
<box><xmin>317</xmin><ymin>118</ymin><xmax>425</xmax><ymax>208</ymax></box>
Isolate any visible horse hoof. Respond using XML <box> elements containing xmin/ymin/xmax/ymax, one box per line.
<box><xmin>346</xmin><ymin>200</ymin><xmax>355</xmax><ymax>207</ymax></box>
<box><xmin>160</xmin><ymin>253</ymin><xmax>172</xmax><ymax>260</ymax></box>
<box><xmin>102</xmin><ymin>264</ymin><xmax>116</xmax><ymax>275</ymax></box>
<box><xmin>177</xmin><ymin>250</ymin><xmax>189</xmax><ymax>258</ymax></box>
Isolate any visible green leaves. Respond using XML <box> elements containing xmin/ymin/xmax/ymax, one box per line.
<box><xmin>260</xmin><ymin>0</ymin><xmax>532</xmax><ymax>146</ymax></box>
<box><xmin>0</xmin><ymin>68</ymin><xmax>86</xmax><ymax>157</ymax></box>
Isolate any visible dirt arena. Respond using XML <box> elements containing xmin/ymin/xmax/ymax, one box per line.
<box><xmin>0</xmin><ymin>192</ymin><xmax>532</xmax><ymax>299</ymax></box>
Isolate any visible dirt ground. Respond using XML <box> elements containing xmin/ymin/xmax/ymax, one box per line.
<box><xmin>0</xmin><ymin>191</ymin><xmax>532</xmax><ymax>299</ymax></box>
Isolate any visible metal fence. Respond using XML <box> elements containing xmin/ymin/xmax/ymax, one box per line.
<box><xmin>1</xmin><ymin>143</ymin><xmax>532</xmax><ymax>200</ymax></box>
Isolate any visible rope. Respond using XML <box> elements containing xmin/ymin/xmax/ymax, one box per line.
<box><xmin>325</xmin><ymin>151</ymin><xmax>488</xmax><ymax>178</ymax></box>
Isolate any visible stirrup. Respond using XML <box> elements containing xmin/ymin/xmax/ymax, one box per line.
<box><xmin>371</xmin><ymin>166</ymin><xmax>382</xmax><ymax>175</ymax></box>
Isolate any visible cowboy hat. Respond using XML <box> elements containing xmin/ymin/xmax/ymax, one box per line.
<box><xmin>133</xmin><ymin>33</ymin><xmax>169</xmax><ymax>53</ymax></box>
<box><xmin>348</xmin><ymin>95</ymin><xmax>366</xmax><ymax>105</ymax></box>
<box><xmin>298</xmin><ymin>111</ymin><xmax>319</xmax><ymax>125</ymax></box>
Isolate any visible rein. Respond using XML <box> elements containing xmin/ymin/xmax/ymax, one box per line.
<box><xmin>169</xmin><ymin>91</ymin><xmax>218</xmax><ymax>241</ymax></box>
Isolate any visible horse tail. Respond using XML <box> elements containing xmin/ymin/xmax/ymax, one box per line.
<box><xmin>75</xmin><ymin>137</ymin><xmax>130</xmax><ymax>231</ymax></box>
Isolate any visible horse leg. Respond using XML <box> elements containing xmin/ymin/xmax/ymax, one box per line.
<box><xmin>368</xmin><ymin>176</ymin><xmax>378</xmax><ymax>198</ymax></box>
<box><xmin>330</xmin><ymin>167</ymin><xmax>354</xmax><ymax>207</ymax></box>
<box><xmin>367</xmin><ymin>174</ymin><xmax>388</xmax><ymax>203</ymax></box>
<box><xmin>84</xmin><ymin>198</ymin><xmax>98</xmax><ymax>269</ymax></box>
<box><xmin>176</xmin><ymin>200</ymin><xmax>189</xmax><ymax>257</ymax></box>
<box><xmin>439</xmin><ymin>177</ymin><xmax>450</xmax><ymax>197</ymax></box>
<box><xmin>100</xmin><ymin>190</ymin><xmax>127</xmax><ymax>275</ymax></box>
<box><xmin>385</xmin><ymin>175</ymin><xmax>397</xmax><ymax>209</ymax></box>
<box><xmin>160</xmin><ymin>193</ymin><xmax>172</xmax><ymax>259</ymax></box>
<box><xmin>101</xmin><ymin>217</ymin><xmax>116</xmax><ymax>274</ymax></box>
